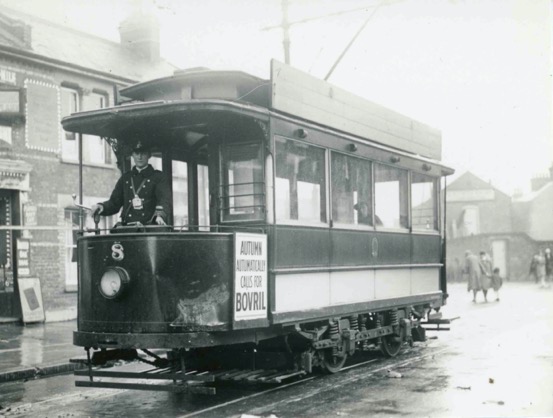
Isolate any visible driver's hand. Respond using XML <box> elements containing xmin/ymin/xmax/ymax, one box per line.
<box><xmin>155</xmin><ymin>216</ymin><xmax>166</xmax><ymax>226</ymax></box>
<box><xmin>91</xmin><ymin>204</ymin><xmax>103</xmax><ymax>216</ymax></box>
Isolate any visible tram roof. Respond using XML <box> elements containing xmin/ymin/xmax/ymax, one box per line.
<box><xmin>116</xmin><ymin>61</ymin><xmax>444</xmax><ymax>162</ymax></box>
<box><xmin>62</xmin><ymin>60</ymin><xmax>451</xmax><ymax>169</ymax></box>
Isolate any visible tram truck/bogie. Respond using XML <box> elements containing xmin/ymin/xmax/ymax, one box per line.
<box><xmin>63</xmin><ymin>60</ymin><xmax>454</xmax><ymax>392</ymax></box>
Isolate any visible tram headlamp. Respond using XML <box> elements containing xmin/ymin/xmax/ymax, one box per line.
<box><xmin>99</xmin><ymin>267</ymin><xmax>130</xmax><ymax>300</ymax></box>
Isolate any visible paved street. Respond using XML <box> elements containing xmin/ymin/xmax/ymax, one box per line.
<box><xmin>0</xmin><ymin>281</ymin><xmax>552</xmax><ymax>417</ymax></box>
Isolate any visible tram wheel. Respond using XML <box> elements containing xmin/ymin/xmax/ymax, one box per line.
<box><xmin>322</xmin><ymin>350</ymin><xmax>347</xmax><ymax>373</ymax></box>
<box><xmin>380</xmin><ymin>335</ymin><xmax>402</xmax><ymax>357</ymax></box>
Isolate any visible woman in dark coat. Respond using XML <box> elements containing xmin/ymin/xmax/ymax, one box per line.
<box><xmin>464</xmin><ymin>250</ymin><xmax>482</xmax><ymax>303</ymax></box>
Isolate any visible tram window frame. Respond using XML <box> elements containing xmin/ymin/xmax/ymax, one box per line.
<box><xmin>220</xmin><ymin>142</ymin><xmax>265</xmax><ymax>222</ymax></box>
<box><xmin>374</xmin><ymin>163</ymin><xmax>409</xmax><ymax>230</ymax></box>
<box><xmin>330</xmin><ymin>151</ymin><xmax>373</xmax><ymax>229</ymax></box>
<box><xmin>274</xmin><ymin>136</ymin><xmax>328</xmax><ymax>226</ymax></box>
<box><xmin>411</xmin><ymin>172</ymin><xmax>438</xmax><ymax>231</ymax></box>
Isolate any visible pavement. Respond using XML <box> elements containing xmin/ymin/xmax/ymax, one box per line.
<box><xmin>0</xmin><ymin>319</ymin><xmax>86</xmax><ymax>384</ymax></box>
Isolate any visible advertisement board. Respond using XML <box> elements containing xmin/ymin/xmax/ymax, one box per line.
<box><xmin>18</xmin><ymin>277</ymin><xmax>45</xmax><ymax>323</ymax></box>
<box><xmin>234</xmin><ymin>232</ymin><xmax>268</xmax><ymax>322</ymax></box>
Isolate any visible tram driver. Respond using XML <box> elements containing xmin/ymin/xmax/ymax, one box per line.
<box><xmin>91</xmin><ymin>141</ymin><xmax>170</xmax><ymax>226</ymax></box>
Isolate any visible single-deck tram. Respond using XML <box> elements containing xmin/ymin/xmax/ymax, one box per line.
<box><xmin>62</xmin><ymin>60</ymin><xmax>454</xmax><ymax>393</ymax></box>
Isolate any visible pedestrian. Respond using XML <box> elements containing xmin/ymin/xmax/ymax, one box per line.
<box><xmin>529</xmin><ymin>253</ymin><xmax>539</xmax><ymax>283</ymax></box>
<box><xmin>491</xmin><ymin>267</ymin><xmax>503</xmax><ymax>301</ymax></box>
<box><xmin>478</xmin><ymin>251</ymin><xmax>493</xmax><ymax>302</ymax></box>
<box><xmin>535</xmin><ymin>250</ymin><xmax>547</xmax><ymax>289</ymax></box>
<box><xmin>464</xmin><ymin>250</ymin><xmax>483</xmax><ymax>303</ymax></box>
<box><xmin>544</xmin><ymin>248</ymin><xmax>553</xmax><ymax>288</ymax></box>
<box><xmin>91</xmin><ymin>141</ymin><xmax>170</xmax><ymax>226</ymax></box>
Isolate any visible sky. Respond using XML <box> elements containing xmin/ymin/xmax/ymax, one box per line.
<box><xmin>1</xmin><ymin>0</ymin><xmax>551</xmax><ymax>195</ymax></box>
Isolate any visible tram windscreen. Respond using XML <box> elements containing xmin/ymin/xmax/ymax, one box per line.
<box><xmin>151</xmin><ymin>157</ymin><xmax>210</xmax><ymax>229</ymax></box>
<box><xmin>221</xmin><ymin>143</ymin><xmax>264</xmax><ymax>221</ymax></box>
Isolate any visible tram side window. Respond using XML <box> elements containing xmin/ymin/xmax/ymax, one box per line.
<box><xmin>374</xmin><ymin>164</ymin><xmax>408</xmax><ymax>229</ymax></box>
<box><xmin>275</xmin><ymin>137</ymin><xmax>327</xmax><ymax>224</ymax></box>
<box><xmin>331</xmin><ymin>153</ymin><xmax>372</xmax><ymax>226</ymax></box>
<box><xmin>221</xmin><ymin>143</ymin><xmax>264</xmax><ymax>221</ymax></box>
<box><xmin>411</xmin><ymin>173</ymin><xmax>438</xmax><ymax>231</ymax></box>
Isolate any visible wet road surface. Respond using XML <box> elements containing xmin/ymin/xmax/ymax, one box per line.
<box><xmin>0</xmin><ymin>282</ymin><xmax>552</xmax><ymax>417</ymax></box>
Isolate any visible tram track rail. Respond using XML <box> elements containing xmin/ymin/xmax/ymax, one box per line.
<box><xmin>2</xmin><ymin>342</ymin><xmax>447</xmax><ymax>417</ymax></box>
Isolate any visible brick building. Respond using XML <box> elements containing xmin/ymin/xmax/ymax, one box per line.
<box><xmin>0</xmin><ymin>6</ymin><xmax>175</xmax><ymax>321</ymax></box>
<box><xmin>446</xmin><ymin>171</ymin><xmax>553</xmax><ymax>282</ymax></box>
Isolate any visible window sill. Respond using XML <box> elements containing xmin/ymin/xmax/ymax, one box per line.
<box><xmin>275</xmin><ymin>220</ymin><xmax>329</xmax><ymax>228</ymax></box>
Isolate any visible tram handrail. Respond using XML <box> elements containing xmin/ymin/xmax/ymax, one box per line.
<box><xmin>76</xmin><ymin>223</ymin><xmax>267</xmax><ymax>235</ymax></box>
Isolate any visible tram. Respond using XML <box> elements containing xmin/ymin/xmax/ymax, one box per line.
<box><xmin>62</xmin><ymin>60</ymin><xmax>454</xmax><ymax>393</ymax></box>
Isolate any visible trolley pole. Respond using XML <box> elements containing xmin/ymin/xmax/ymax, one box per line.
<box><xmin>281</xmin><ymin>0</ymin><xmax>291</xmax><ymax>64</ymax></box>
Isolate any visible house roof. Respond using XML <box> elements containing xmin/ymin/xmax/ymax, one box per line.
<box><xmin>448</xmin><ymin>171</ymin><xmax>553</xmax><ymax>242</ymax></box>
<box><xmin>0</xmin><ymin>6</ymin><xmax>177</xmax><ymax>83</ymax></box>
<box><xmin>513</xmin><ymin>181</ymin><xmax>552</xmax><ymax>203</ymax></box>
<box><xmin>447</xmin><ymin>171</ymin><xmax>510</xmax><ymax>199</ymax></box>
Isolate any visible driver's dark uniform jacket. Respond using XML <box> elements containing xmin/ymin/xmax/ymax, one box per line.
<box><xmin>99</xmin><ymin>165</ymin><xmax>170</xmax><ymax>225</ymax></box>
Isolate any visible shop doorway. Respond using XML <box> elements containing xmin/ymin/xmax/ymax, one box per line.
<box><xmin>0</xmin><ymin>189</ymin><xmax>19</xmax><ymax>317</ymax></box>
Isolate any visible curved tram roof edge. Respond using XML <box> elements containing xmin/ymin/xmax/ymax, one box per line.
<box><xmin>61</xmin><ymin>99</ymin><xmax>454</xmax><ymax>175</ymax></box>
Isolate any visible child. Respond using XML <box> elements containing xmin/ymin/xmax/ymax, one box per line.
<box><xmin>491</xmin><ymin>267</ymin><xmax>503</xmax><ymax>301</ymax></box>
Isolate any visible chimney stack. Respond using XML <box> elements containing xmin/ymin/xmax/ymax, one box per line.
<box><xmin>530</xmin><ymin>170</ymin><xmax>550</xmax><ymax>192</ymax></box>
<box><xmin>119</xmin><ymin>12</ymin><xmax>160</xmax><ymax>62</ymax></box>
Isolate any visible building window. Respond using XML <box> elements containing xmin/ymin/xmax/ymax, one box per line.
<box><xmin>331</xmin><ymin>152</ymin><xmax>373</xmax><ymax>227</ymax></box>
<box><xmin>62</xmin><ymin>89</ymin><xmax>113</xmax><ymax>165</ymax></box>
<box><xmin>411</xmin><ymin>172</ymin><xmax>438</xmax><ymax>231</ymax></box>
<box><xmin>82</xmin><ymin>93</ymin><xmax>113</xmax><ymax>165</ymax></box>
<box><xmin>374</xmin><ymin>163</ymin><xmax>408</xmax><ymax>229</ymax></box>
<box><xmin>275</xmin><ymin>137</ymin><xmax>326</xmax><ymax>224</ymax></box>
<box><xmin>60</xmin><ymin>87</ymin><xmax>79</xmax><ymax>160</ymax></box>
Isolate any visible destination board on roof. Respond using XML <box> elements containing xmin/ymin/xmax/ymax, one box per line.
<box><xmin>270</xmin><ymin>60</ymin><xmax>442</xmax><ymax>161</ymax></box>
